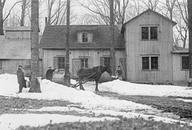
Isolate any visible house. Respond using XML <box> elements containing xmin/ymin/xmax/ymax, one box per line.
<box><xmin>121</xmin><ymin>9</ymin><xmax>177</xmax><ymax>83</ymax></box>
<box><xmin>0</xmin><ymin>26</ymin><xmax>42</xmax><ymax>76</ymax></box>
<box><xmin>39</xmin><ymin>25</ymin><xmax>126</xmax><ymax>79</ymax></box>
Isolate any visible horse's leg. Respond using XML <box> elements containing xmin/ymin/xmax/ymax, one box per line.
<box><xmin>95</xmin><ymin>80</ymin><xmax>99</xmax><ymax>92</ymax></box>
<box><xmin>79</xmin><ymin>80</ymin><xmax>85</xmax><ymax>90</ymax></box>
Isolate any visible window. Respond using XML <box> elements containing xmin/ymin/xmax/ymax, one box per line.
<box><xmin>150</xmin><ymin>27</ymin><xmax>158</xmax><ymax>40</ymax></box>
<box><xmin>81</xmin><ymin>58</ymin><xmax>88</xmax><ymax>68</ymax></box>
<box><xmin>82</xmin><ymin>32</ymin><xmax>88</xmax><ymax>42</ymax></box>
<box><xmin>100</xmin><ymin>57</ymin><xmax>111</xmax><ymax>67</ymax></box>
<box><xmin>104</xmin><ymin>57</ymin><xmax>110</xmax><ymax>66</ymax></box>
<box><xmin>142</xmin><ymin>57</ymin><xmax>149</xmax><ymax>70</ymax></box>
<box><xmin>142</xmin><ymin>56</ymin><xmax>159</xmax><ymax>70</ymax></box>
<box><xmin>141</xmin><ymin>26</ymin><xmax>158</xmax><ymax>40</ymax></box>
<box><xmin>58</xmin><ymin>57</ymin><xmax>65</xmax><ymax>69</ymax></box>
<box><xmin>182</xmin><ymin>56</ymin><xmax>189</xmax><ymax>70</ymax></box>
<box><xmin>141</xmin><ymin>27</ymin><xmax>149</xmax><ymax>40</ymax></box>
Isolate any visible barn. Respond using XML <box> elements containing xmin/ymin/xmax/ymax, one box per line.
<box><xmin>0</xmin><ymin>26</ymin><xmax>42</xmax><ymax>76</ymax></box>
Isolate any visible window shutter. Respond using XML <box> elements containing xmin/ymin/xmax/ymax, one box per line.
<box><xmin>100</xmin><ymin>57</ymin><xmax>104</xmax><ymax>66</ymax></box>
<box><xmin>54</xmin><ymin>57</ymin><xmax>58</xmax><ymax>69</ymax></box>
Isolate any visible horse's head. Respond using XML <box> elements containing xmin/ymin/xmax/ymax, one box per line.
<box><xmin>101</xmin><ymin>65</ymin><xmax>112</xmax><ymax>75</ymax></box>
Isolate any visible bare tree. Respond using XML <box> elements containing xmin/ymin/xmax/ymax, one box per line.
<box><xmin>20</xmin><ymin>0</ymin><xmax>30</xmax><ymax>26</ymax></box>
<box><xmin>175</xmin><ymin>0</ymin><xmax>188</xmax><ymax>48</ymax></box>
<box><xmin>46</xmin><ymin>0</ymin><xmax>76</xmax><ymax>25</ymax></box>
<box><xmin>141</xmin><ymin>0</ymin><xmax>159</xmax><ymax>11</ymax></box>
<box><xmin>79</xmin><ymin>0</ymin><xmax>129</xmax><ymax>25</ymax></box>
<box><xmin>0</xmin><ymin>0</ymin><xmax>20</xmax><ymax>35</ymax></box>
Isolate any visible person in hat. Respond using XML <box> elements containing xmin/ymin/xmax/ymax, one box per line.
<box><xmin>116</xmin><ymin>65</ymin><xmax>123</xmax><ymax>80</ymax></box>
<box><xmin>16</xmin><ymin>65</ymin><xmax>26</xmax><ymax>93</ymax></box>
<box><xmin>45</xmin><ymin>67</ymin><xmax>56</xmax><ymax>81</ymax></box>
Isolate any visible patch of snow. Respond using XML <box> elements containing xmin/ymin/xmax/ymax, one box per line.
<box><xmin>100</xmin><ymin>80</ymin><xmax>192</xmax><ymax>97</ymax></box>
<box><xmin>0</xmin><ymin>114</ymin><xmax>118</xmax><ymax>130</ymax></box>
<box><xmin>176</xmin><ymin>98</ymin><xmax>192</xmax><ymax>102</ymax></box>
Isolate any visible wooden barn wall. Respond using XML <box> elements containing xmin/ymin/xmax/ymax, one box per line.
<box><xmin>42</xmin><ymin>49</ymin><xmax>125</xmax><ymax>78</ymax></box>
<box><xmin>173</xmin><ymin>54</ymin><xmax>189</xmax><ymax>82</ymax></box>
<box><xmin>125</xmin><ymin>12</ymin><xmax>173</xmax><ymax>83</ymax></box>
<box><xmin>0</xmin><ymin>59</ymin><xmax>42</xmax><ymax>76</ymax></box>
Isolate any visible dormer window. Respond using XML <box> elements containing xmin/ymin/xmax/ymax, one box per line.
<box><xmin>77</xmin><ymin>32</ymin><xmax>93</xmax><ymax>43</ymax></box>
<box><xmin>82</xmin><ymin>32</ymin><xmax>88</xmax><ymax>42</ymax></box>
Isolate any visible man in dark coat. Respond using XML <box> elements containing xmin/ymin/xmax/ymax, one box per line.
<box><xmin>116</xmin><ymin>66</ymin><xmax>123</xmax><ymax>80</ymax></box>
<box><xmin>17</xmin><ymin>65</ymin><xmax>26</xmax><ymax>93</ymax></box>
<box><xmin>45</xmin><ymin>67</ymin><xmax>56</xmax><ymax>81</ymax></box>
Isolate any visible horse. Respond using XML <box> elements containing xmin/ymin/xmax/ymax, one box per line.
<box><xmin>77</xmin><ymin>66</ymin><xmax>111</xmax><ymax>91</ymax></box>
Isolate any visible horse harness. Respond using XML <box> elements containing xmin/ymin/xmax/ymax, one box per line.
<box><xmin>71</xmin><ymin>72</ymin><xmax>97</xmax><ymax>88</ymax></box>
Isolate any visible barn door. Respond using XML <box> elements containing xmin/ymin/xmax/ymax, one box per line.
<box><xmin>72</xmin><ymin>58</ymin><xmax>81</xmax><ymax>78</ymax></box>
<box><xmin>119</xmin><ymin>58</ymin><xmax>126</xmax><ymax>80</ymax></box>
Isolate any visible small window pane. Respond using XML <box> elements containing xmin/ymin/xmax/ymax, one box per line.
<box><xmin>58</xmin><ymin>57</ymin><xmax>65</xmax><ymax>69</ymax></box>
<box><xmin>182</xmin><ymin>56</ymin><xmax>189</xmax><ymax>70</ymax></box>
<box><xmin>82</xmin><ymin>33</ymin><xmax>88</xmax><ymax>42</ymax></box>
<box><xmin>142</xmin><ymin>57</ymin><xmax>149</xmax><ymax>70</ymax></box>
<box><xmin>81</xmin><ymin>58</ymin><xmax>88</xmax><ymax>68</ymax></box>
<box><xmin>150</xmin><ymin>27</ymin><xmax>158</xmax><ymax>40</ymax></box>
<box><xmin>141</xmin><ymin>27</ymin><xmax>149</xmax><ymax>40</ymax></box>
<box><xmin>151</xmin><ymin>57</ymin><xmax>158</xmax><ymax>70</ymax></box>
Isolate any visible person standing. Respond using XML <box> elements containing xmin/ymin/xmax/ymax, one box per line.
<box><xmin>45</xmin><ymin>67</ymin><xmax>56</xmax><ymax>81</ymax></box>
<box><xmin>116</xmin><ymin>65</ymin><xmax>123</xmax><ymax>80</ymax></box>
<box><xmin>17</xmin><ymin>65</ymin><xmax>26</xmax><ymax>93</ymax></box>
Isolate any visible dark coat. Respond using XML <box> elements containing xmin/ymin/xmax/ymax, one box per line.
<box><xmin>46</xmin><ymin>69</ymin><xmax>55</xmax><ymax>81</ymax></box>
<box><xmin>17</xmin><ymin>68</ymin><xmax>26</xmax><ymax>87</ymax></box>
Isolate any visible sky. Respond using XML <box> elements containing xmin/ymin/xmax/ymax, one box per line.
<box><xmin>0</xmin><ymin>73</ymin><xmax>192</xmax><ymax>129</ymax></box>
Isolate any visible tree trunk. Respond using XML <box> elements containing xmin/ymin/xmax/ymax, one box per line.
<box><xmin>110</xmin><ymin>0</ymin><xmax>116</xmax><ymax>74</ymax></box>
<box><xmin>0</xmin><ymin>4</ymin><xmax>4</xmax><ymax>35</ymax></box>
<box><xmin>20</xmin><ymin>0</ymin><xmax>27</xmax><ymax>26</ymax></box>
<box><xmin>29</xmin><ymin>0</ymin><xmax>41</xmax><ymax>92</ymax></box>
<box><xmin>64</xmin><ymin>0</ymin><xmax>70</xmax><ymax>86</ymax></box>
<box><xmin>188</xmin><ymin>0</ymin><xmax>192</xmax><ymax>86</ymax></box>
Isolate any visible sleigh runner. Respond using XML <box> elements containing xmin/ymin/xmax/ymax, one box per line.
<box><xmin>71</xmin><ymin>72</ymin><xmax>97</xmax><ymax>88</ymax></box>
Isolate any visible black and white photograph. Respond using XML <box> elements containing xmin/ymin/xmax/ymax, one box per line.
<box><xmin>0</xmin><ymin>0</ymin><xmax>192</xmax><ymax>129</ymax></box>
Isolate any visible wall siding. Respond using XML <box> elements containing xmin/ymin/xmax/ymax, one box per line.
<box><xmin>173</xmin><ymin>54</ymin><xmax>189</xmax><ymax>81</ymax></box>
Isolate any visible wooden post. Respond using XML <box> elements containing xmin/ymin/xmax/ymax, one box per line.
<box><xmin>188</xmin><ymin>0</ymin><xmax>192</xmax><ymax>86</ymax></box>
<box><xmin>29</xmin><ymin>0</ymin><xmax>41</xmax><ymax>92</ymax></box>
<box><xmin>64</xmin><ymin>0</ymin><xmax>70</xmax><ymax>86</ymax></box>
<box><xmin>110</xmin><ymin>0</ymin><xmax>116</xmax><ymax>75</ymax></box>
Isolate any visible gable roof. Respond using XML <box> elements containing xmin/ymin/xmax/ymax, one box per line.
<box><xmin>121</xmin><ymin>9</ymin><xmax>176</xmax><ymax>33</ymax></box>
<box><xmin>124</xmin><ymin>9</ymin><xmax>177</xmax><ymax>25</ymax></box>
<box><xmin>172</xmin><ymin>46</ymin><xmax>188</xmax><ymax>54</ymax></box>
<box><xmin>39</xmin><ymin>25</ymin><xmax>125</xmax><ymax>50</ymax></box>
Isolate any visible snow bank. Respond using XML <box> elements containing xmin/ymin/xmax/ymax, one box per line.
<box><xmin>100</xmin><ymin>80</ymin><xmax>192</xmax><ymax>97</ymax></box>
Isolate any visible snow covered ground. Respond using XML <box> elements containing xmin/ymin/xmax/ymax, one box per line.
<box><xmin>0</xmin><ymin>73</ymin><xmax>192</xmax><ymax>129</ymax></box>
